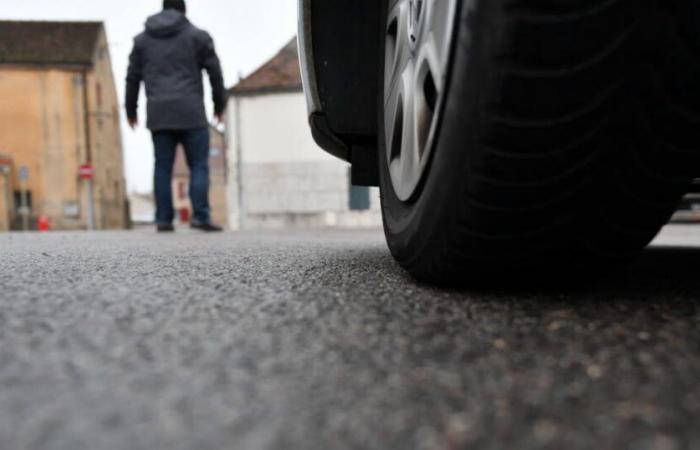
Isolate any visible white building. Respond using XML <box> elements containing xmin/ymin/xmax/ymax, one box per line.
<box><xmin>128</xmin><ymin>192</ymin><xmax>155</xmax><ymax>225</ymax></box>
<box><xmin>225</xmin><ymin>39</ymin><xmax>381</xmax><ymax>230</ymax></box>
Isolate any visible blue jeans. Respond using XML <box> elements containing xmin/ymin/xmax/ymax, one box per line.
<box><xmin>152</xmin><ymin>128</ymin><xmax>211</xmax><ymax>225</ymax></box>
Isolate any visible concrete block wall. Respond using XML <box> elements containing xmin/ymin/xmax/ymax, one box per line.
<box><xmin>242</xmin><ymin>161</ymin><xmax>347</xmax><ymax>214</ymax></box>
<box><xmin>229</xmin><ymin>160</ymin><xmax>381</xmax><ymax>230</ymax></box>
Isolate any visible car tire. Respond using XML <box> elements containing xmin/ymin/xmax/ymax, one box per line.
<box><xmin>378</xmin><ymin>0</ymin><xmax>700</xmax><ymax>285</ymax></box>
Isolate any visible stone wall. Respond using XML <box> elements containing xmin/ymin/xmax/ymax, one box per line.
<box><xmin>85</xmin><ymin>30</ymin><xmax>129</xmax><ymax>230</ymax></box>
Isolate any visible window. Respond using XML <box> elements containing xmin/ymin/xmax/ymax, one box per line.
<box><xmin>96</xmin><ymin>82</ymin><xmax>102</xmax><ymax>109</ymax></box>
<box><xmin>348</xmin><ymin>170</ymin><xmax>370</xmax><ymax>211</ymax></box>
<box><xmin>349</xmin><ymin>186</ymin><xmax>370</xmax><ymax>211</ymax></box>
<box><xmin>13</xmin><ymin>190</ymin><xmax>32</xmax><ymax>213</ymax></box>
<box><xmin>64</xmin><ymin>201</ymin><xmax>80</xmax><ymax>218</ymax></box>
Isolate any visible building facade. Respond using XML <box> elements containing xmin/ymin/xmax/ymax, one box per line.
<box><xmin>226</xmin><ymin>39</ymin><xmax>381</xmax><ymax>230</ymax></box>
<box><xmin>0</xmin><ymin>21</ymin><xmax>128</xmax><ymax>231</ymax></box>
<box><xmin>172</xmin><ymin>125</ymin><xmax>228</xmax><ymax>227</ymax></box>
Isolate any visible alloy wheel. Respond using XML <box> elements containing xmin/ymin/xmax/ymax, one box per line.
<box><xmin>384</xmin><ymin>0</ymin><xmax>459</xmax><ymax>201</ymax></box>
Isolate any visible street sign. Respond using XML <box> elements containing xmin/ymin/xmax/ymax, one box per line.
<box><xmin>19</xmin><ymin>166</ymin><xmax>28</xmax><ymax>181</ymax></box>
<box><xmin>78</xmin><ymin>163</ymin><xmax>96</xmax><ymax>180</ymax></box>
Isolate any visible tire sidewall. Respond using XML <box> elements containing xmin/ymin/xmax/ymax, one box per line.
<box><xmin>379</xmin><ymin>0</ymin><xmax>499</xmax><ymax>272</ymax></box>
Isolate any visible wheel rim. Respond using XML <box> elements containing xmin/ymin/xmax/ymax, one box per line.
<box><xmin>384</xmin><ymin>0</ymin><xmax>458</xmax><ymax>202</ymax></box>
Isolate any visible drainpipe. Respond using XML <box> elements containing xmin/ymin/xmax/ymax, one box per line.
<box><xmin>81</xmin><ymin>70</ymin><xmax>96</xmax><ymax>231</ymax></box>
<box><xmin>0</xmin><ymin>166</ymin><xmax>10</xmax><ymax>230</ymax></box>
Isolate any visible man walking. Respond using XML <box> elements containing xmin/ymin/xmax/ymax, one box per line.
<box><xmin>126</xmin><ymin>0</ymin><xmax>225</xmax><ymax>232</ymax></box>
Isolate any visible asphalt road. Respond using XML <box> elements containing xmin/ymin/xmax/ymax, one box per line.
<box><xmin>1</xmin><ymin>225</ymin><xmax>699</xmax><ymax>450</ymax></box>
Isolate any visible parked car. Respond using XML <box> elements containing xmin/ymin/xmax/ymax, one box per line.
<box><xmin>298</xmin><ymin>0</ymin><xmax>700</xmax><ymax>284</ymax></box>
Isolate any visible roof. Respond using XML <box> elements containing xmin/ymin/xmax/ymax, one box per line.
<box><xmin>0</xmin><ymin>21</ymin><xmax>102</xmax><ymax>67</ymax></box>
<box><xmin>229</xmin><ymin>38</ymin><xmax>302</xmax><ymax>96</ymax></box>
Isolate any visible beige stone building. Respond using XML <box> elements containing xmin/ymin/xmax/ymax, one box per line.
<box><xmin>0</xmin><ymin>21</ymin><xmax>128</xmax><ymax>231</ymax></box>
<box><xmin>172</xmin><ymin>125</ymin><xmax>228</xmax><ymax>226</ymax></box>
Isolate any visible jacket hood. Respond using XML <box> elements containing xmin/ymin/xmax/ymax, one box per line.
<box><xmin>145</xmin><ymin>10</ymin><xmax>188</xmax><ymax>38</ymax></box>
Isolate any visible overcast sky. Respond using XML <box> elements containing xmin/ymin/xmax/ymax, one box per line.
<box><xmin>0</xmin><ymin>0</ymin><xmax>297</xmax><ymax>193</ymax></box>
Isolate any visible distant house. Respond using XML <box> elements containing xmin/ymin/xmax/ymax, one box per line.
<box><xmin>225</xmin><ymin>38</ymin><xmax>381</xmax><ymax>230</ymax></box>
<box><xmin>172</xmin><ymin>125</ymin><xmax>228</xmax><ymax>226</ymax></box>
<box><xmin>0</xmin><ymin>21</ymin><xmax>128</xmax><ymax>231</ymax></box>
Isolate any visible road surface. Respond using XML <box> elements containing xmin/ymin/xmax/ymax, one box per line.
<box><xmin>1</xmin><ymin>225</ymin><xmax>699</xmax><ymax>450</ymax></box>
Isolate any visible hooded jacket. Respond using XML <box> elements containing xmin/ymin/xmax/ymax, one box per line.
<box><xmin>125</xmin><ymin>9</ymin><xmax>226</xmax><ymax>131</ymax></box>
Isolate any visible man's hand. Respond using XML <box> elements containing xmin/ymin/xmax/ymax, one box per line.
<box><xmin>214</xmin><ymin>113</ymin><xmax>224</xmax><ymax>125</ymax></box>
<box><xmin>128</xmin><ymin>117</ymin><xmax>138</xmax><ymax>130</ymax></box>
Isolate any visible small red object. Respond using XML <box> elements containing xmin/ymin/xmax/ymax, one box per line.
<box><xmin>78</xmin><ymin>163</ymin><xmax>95</xmax><ymax>180</ymax></box>
<box><xmin>179</xmin><ymin>208</ymin><xmax>190</xmax><ymax>223</ymax></box>
<box><xmin>38</xmin><ymin>215</ymin><xmax>50</xmax><ymax>232</ymax></box>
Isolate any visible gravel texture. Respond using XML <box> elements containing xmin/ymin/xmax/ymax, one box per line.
<box><xmin>0</xmin><ymin>225</ymin><xmax>699</xmax><ymax>450</ymax></box>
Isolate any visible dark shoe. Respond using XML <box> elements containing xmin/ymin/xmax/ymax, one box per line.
<box><xmin>190</xmin><ymin>222</ymin><xmax>223</xmax><ymax>232</ymax></box>
<box><xmin>157</xmin><ymin>224</ymin><xmax>175</xmax><ymax>233</ymax></box>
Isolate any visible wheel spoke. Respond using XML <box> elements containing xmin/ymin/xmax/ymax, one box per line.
<box><xmin>385</xmin><ymin>0</ymin><xmax>412</xmax><ymax>107</ymax></box>
<box><xmin>400</xmin><ymin>66</ymin><xmax>419</xmax><ymax>189</ymax></box>
<box><xmin>388</xmin><ymin>64</ymin><xmax>417</xmax><ymax>194</ymax></box>
<box><xmin>422</xmin><ymin>0</ymin><xmax>453</xmax><ymax>65</ymax></box>
<box><xmin>417</xmin><ymin>35</ymin><xmax>443</xmax><ymax>95</ymax></box>
<box><xmin>384</xmin><ymin>68</ymin><xmax>403</xmax><ymax>162</ymax></box>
